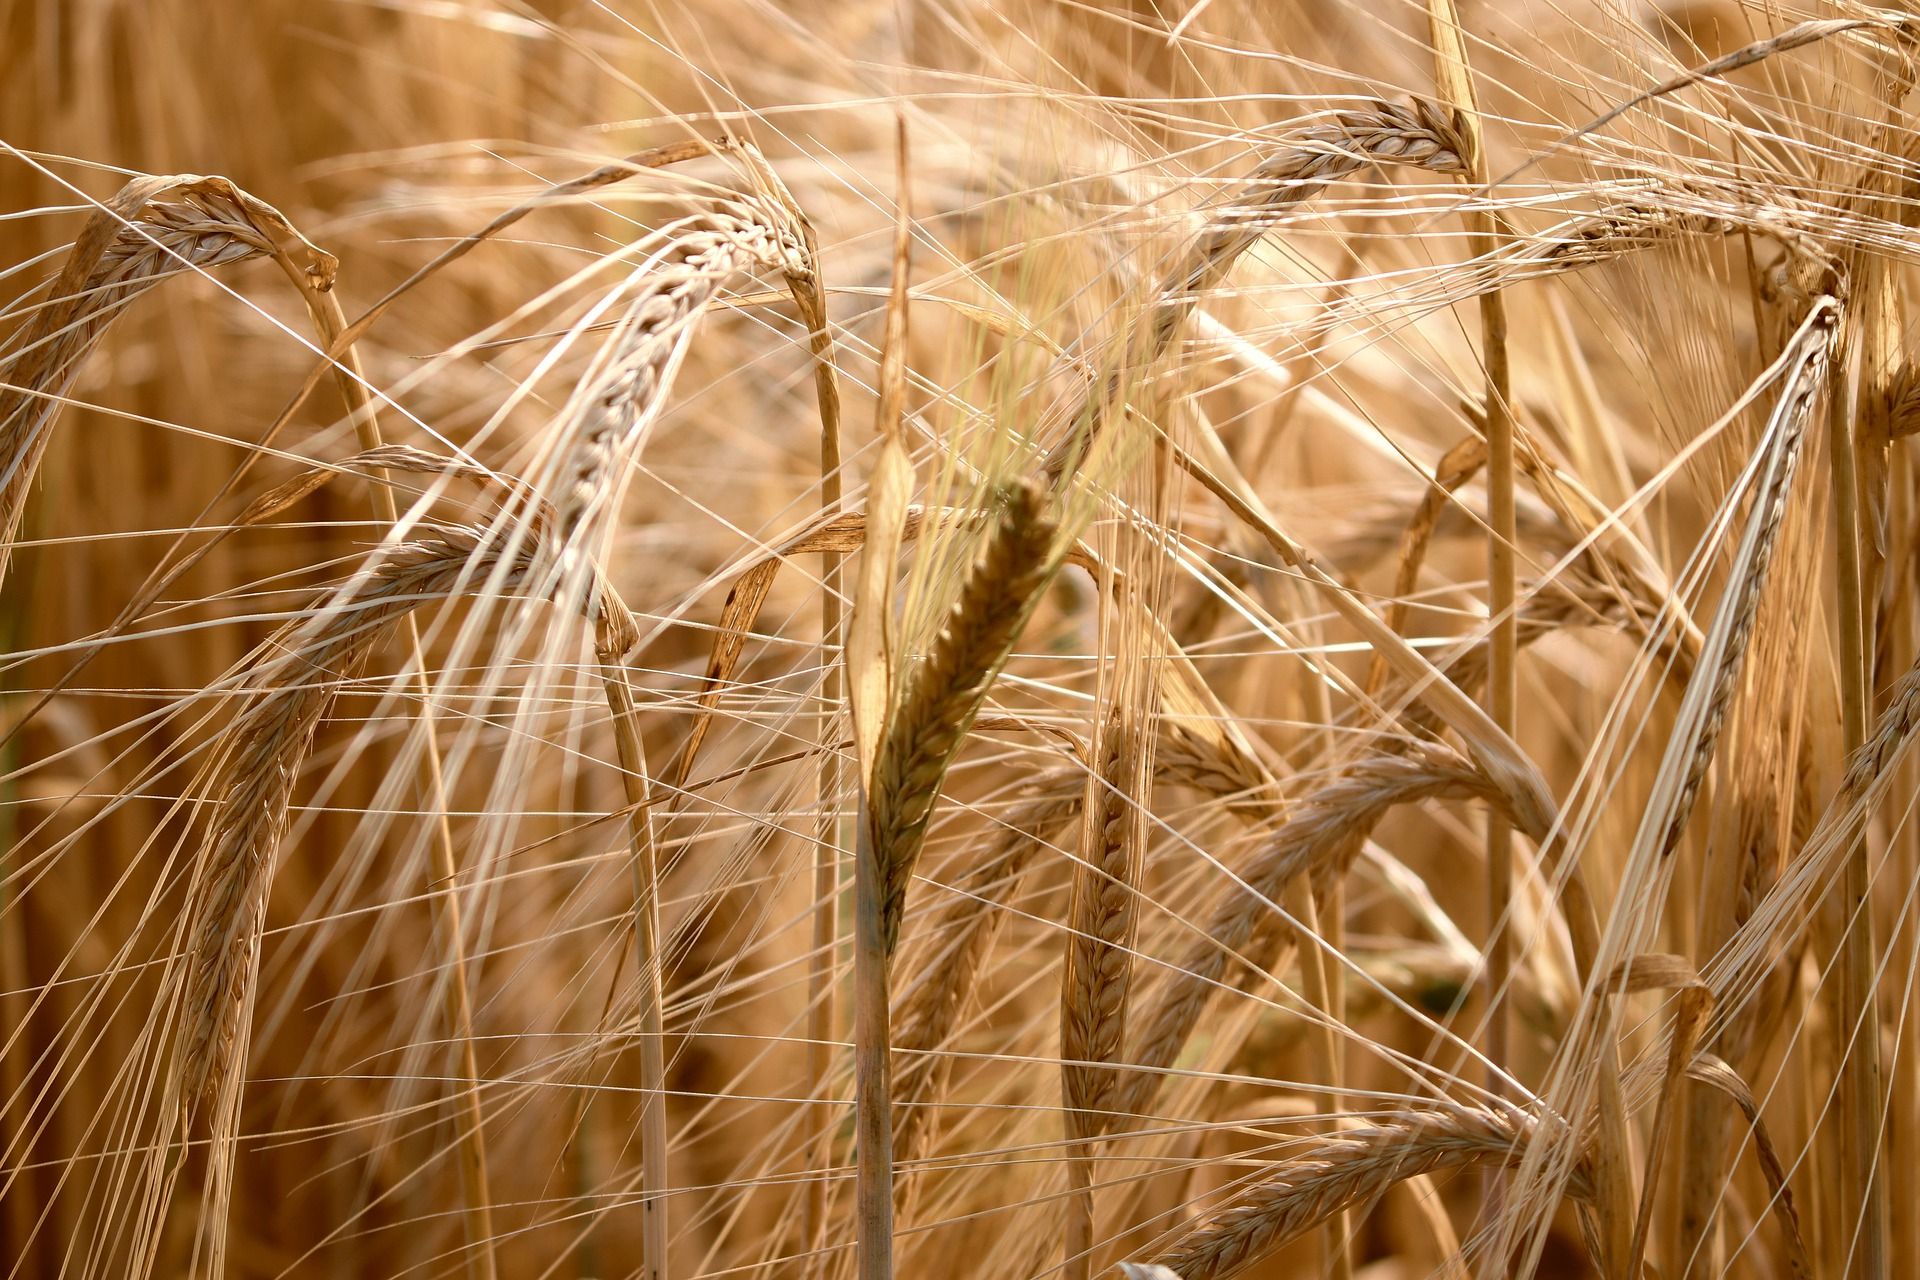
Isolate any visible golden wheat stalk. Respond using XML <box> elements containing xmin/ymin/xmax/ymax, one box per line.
<box><xmin>1651</xmin><ymin>297</ymin><xmax>1838</xmax><ymax>865</ymax></box>
<box><xmin>595</xmin><ymin>634</ymin><xmax>673</xmax><ymax>1280</ymax></box>
<box><xmin>849</xmin><ymin>477</ymin><xmax>1057</xmax><ymax>1280</ymax></box>
<box><xmin>1495</xmin><ymin>292</ymin><xmax>1839</xmax><ymax>1278</ymax></box>
<box><xmin>1061</xmin><ymin>715</ymin><xmax>1142</xmax><ymax>1135</ymax></box>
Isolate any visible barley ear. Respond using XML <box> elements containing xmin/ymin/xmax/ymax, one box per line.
<box><xmin>1138</xmin><ymin>1107</ymin><xmax>1590</xmax><ymax>1280</ymax></box>
<box><xmin>867</xmin><ymin>479</ymin><xmax>1058</xmax><ymax>957</ymax></box>
<box><xmin>0</xmin><ymin>175</ymin><xmax>318</xmax><ymax>589</ymax></box>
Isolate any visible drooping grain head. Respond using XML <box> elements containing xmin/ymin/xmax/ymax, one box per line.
<box><xmin>0</xmin><ymin>176</ymin><xmax>322</xmax><ymax>587</ymax></box>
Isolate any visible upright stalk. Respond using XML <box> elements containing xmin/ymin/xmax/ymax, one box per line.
<box><xmin>1289</xmin><ymin>598</ymin><xmax>1352</xmax><ymax>1280</ymax></box>
<box><xmin>784</xmin><ymin>233</ymin><xmax>845</xmax><ymax>1273</ymax></box>
<box><xmin>852</xmin><ymin>811</ymin><xmax>894</xmax><ymax>1280</ymax></box>
<box><xmin>1833</xmin><ymin>66</ymin><xmax>1909</xmax><ymax>1265</ymax></box>
<box><xmin>597</xmin><ymin>656</ymin><xmax>672</xmax><ymax>1280</ymax></box>
<box><xmin>851</xmin><ymin>117</ymin><xmax>917</xmax><ymax>1280</ymax></box>
<box><xmin>1422</xmin><ymin>0</ymin><xmax>1518</xmax><ymax>1180</ymax></box>
<box><xmin>1828</xmin><ymin>328</ymin><xmax>1887</xmax><ymax>1280</ymax></box>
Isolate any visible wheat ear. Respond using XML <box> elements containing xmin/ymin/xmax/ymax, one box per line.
<box><xmin>866</xmin><ymin>480</ymin><xmax>1058</xmax><ymax>957</ymax></box>
<box><xmin>1650</xmin><ymin>296</ymin><xmax>1836</xmax><ymax>866</ymax></box>
<box><xmin>1490</xmin><ymin>294</ymin><xmax>1839</xmax><ymax>1279</ymax></box>
<box><xmin>1150</xmin><ymin>98</ymin><xmax>1470</xmax><ymax>350</ymax></box>
<box><xmin>1062</xmin><ymin>716</ymin><xmax>1143</xmax><ymax>1134</ymax></box>
<box><xmin>1133</xmin><ymin>1107</ymin><xmax>1590</xmax><ymax>1280</ymax></box>
<box><xmin>1120</xmin><ymin>749</ymin><xmax>1507</xmax><ymax>1120</ymax></box>
<box><xmin>0</xmin><ymin>175</ymin><xmax>325</xmax><ymax>588</ymax></box>
<box><xmin>1044</xmin><ymin>98</ymin><xmax>1469</xmax><ymax>484</ymax></box>
<box><xmin>1061</xmin><ymin>713</ymin><xmax>1145</xmax><ymax>1279</ymax></box>
<box><xmin>177</xmin><ymin>526</ymin><xmax>625</xmax><ymax>1117</ymax></box>
<box><xmin>553</xmin><ymin>198</ymin><xmax>808</xmax><ymax>541</ymax></box>
<box><xmin>846</xmin><ymin>476</ymin><xmax>1056</xmax><ymax>1280</ymax></box>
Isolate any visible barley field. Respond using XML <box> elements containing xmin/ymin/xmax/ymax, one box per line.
<box><xmin>3</xmin><ymin>2</ymin><xmax>1919</xmax><ymax>1277</ymax></box>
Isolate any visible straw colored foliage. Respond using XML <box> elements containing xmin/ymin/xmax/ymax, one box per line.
<box><xmin>6</xmin><ymin>4</ymin><xmax>1920</xmax><ymax>1279</ymax></box>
